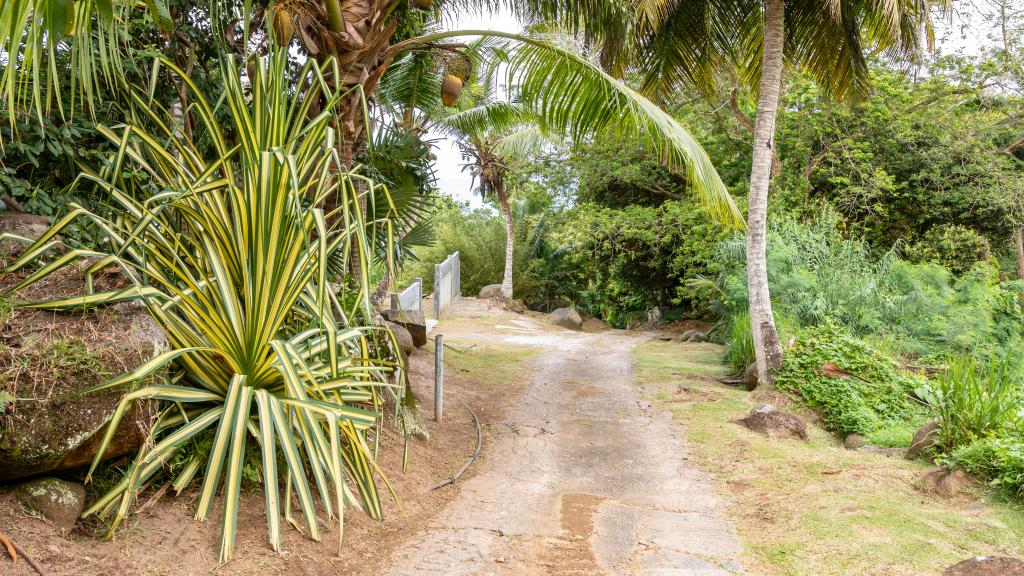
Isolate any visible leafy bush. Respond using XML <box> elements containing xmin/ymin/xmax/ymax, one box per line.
<box><xmin>536</xmin><ymin>199</ymin><xmax>727</xmax><ymax>326</ymax></box>
<box><xmin>776</xmin><ymin>324</ymin><xmax>928</xmax><ymax>436</ymax></box>
<box><xmin>950</xmin><ymin>435</ymin><xmax>1024</xmax><ymax>498</ymax></box>
<box><xmin>917</xmin><ymin>355</ymin><xmax>1021</xmax><ymax>451</ymax></box>
<box><xmin>904</xmin><ymin>224</ymin><xmax>992</xmax><ymax>276</ymax></box>
<box><xmin>711</xmin><ymin>212</ymin><xmax>1024</xmax><ymax>360</ymax></box>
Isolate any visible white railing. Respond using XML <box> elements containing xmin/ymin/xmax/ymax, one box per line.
<box><xmin>434</xmin><ymin>251</ymin><xmax>461</xmax><ymax>318</ymax></box>
<box><xmin>391</xmin><ymin>277</ymin><xmax>423</xmax><ymax>312</ymax></box>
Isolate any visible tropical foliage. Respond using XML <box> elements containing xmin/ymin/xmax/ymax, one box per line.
<box><xmin>2</xmin><ymin>53</ymin><xmax>406</xmax><ymax>561</ymax></box>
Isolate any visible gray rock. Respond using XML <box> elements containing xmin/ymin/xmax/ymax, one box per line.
<box><xmin>0</xmin><ymin>212</ymin><xmax>60</xmax><ymax>256</ymax></box>
<box><xmin>844</xmin><ymin>433</ymin><xmax>865</xmax><ymax>450</ymax></box>
<box><xmin>684</xmin><ymin>327</ymin><xmax>708</xmax><ymax>340</ymax></box>
<box><xmin>383</xmin><ymin>308</ymin><xmax>427</xmax><ymax>347</ymax></box>
<box><xmin>478</xmin><ymin>284</ymin><xmax>503</xmax><ymax>300</ymax></box>
<box><xmin>504</xmin><ymin>299</ymin><xmax>526</xmax><ymax>313</ymax></box>
<box><xmin>737</xmin><ymin>404</ymin><xmax>808</xmax><ymax>441</ymax></box>
<box><xmin>385</xmin><ymin>321</ymin><xmax>415</xmax><ymax>358</ymax></box>
<box><xmin>921</xmin><ymin>466</ymin><xmax>971</xmax><ymax>497</ymax></box>
<box><xmin>678</xmin><ymin>329</ymin><xmax>708</xmax><ymax>343</ymax></box>
<box><xmin>944</xmin><ymin>556</ymin><xmax>1024</xmax><ymax>575</ymax></box>
<box><xmin>742</xmin><ymin>363</ymin><xmax>758</xmax><ymax>391</ymax></box>
<box><xmin>646</xmin><ymin>307</ymin><xmax>662</xmax><ymax>325</ymax></box>
<box><xmin>549</xmin><ymin>307</ymin><xmax>583</xmax><ymax>331</ymax></box>
<box><xmin>907</xmin><ymin>420</ymin><xmax>941</xmax><ymax>460</ymax></box>
<box><xmin>14</xmin><ymin>478</ymin><xmax>85</xmax><ymax>532</ymax></box>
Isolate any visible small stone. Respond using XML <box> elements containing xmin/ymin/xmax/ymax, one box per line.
<box><xmin>14</xmin><ymin>477</ymin><xmax>85</xmax><ymax>532</ymax></box>
<box><xmin>843</xmin><ymin>434</ymin><xmax>865</xmax><ymax>450</ymax></box>
<box><xmin>736</xmin><ymin>404</ymin><xmax>809</xmax><ymax>441</ymax></box>
<box><xmin>677</xmin><ymin>329</ymin><xmax>708</xmax><ymax>343</ymax></box>
<box><xmin>742</xmin><ymin>363</ymin><xmax>758</xmax><ymax>391</ymax></box>
<box><xmin>495</xmin><ymin>556</ymin><xmax>506</xmax><ymax>563</ymax></box>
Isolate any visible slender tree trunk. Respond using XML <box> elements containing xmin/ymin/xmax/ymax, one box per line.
<box><xmin>746</xmin><ymin>0</ymin><xmax>785</xmax><ymax>386</ymax></box>
<box><xmin>496</xmin><ymin>182</ymin><xmax>515</xmax><ymax>300</ymax></box>
<box><xmin>1014</xmin><ymin>227</ymin><xmax>1024</xmax><ymax>280</ymax></box>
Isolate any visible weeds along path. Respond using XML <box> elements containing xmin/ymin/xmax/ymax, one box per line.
<box><xmin>385</xmin><ymin>299</ymin><xmax>743</xmax><ymax>575</ymax></box>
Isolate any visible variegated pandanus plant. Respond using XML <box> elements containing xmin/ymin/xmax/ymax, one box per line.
<box><xmin>0</xmin><ymin>52</ymin><xmax>408</xmax><ymax>562</ymax></box>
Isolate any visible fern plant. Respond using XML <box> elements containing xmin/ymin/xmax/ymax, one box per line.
<box><xmin>1</xmin><ymin>53</ymin><xmax>406</xmax><ymax>561</ymax></box>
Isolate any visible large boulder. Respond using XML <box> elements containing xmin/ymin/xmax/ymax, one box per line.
<box><xmin>478</xmin><ymin>284</ymin><xmax>503</xmax><ymax>300</ymax></box>
<box><xmin>504</xmin><ymin>299</ymin><xmax>526</xmax><ymax>314</ymax></box>
<box><xmin>945</xmin><ymin>557</ymin><xmax>1024</xmax><ymax>575</ymax></box>
<box><xmin>385</xmin><ymin>320</ymin><xmax>415</xmax><ymax>358</ymax></box>
<box><xmin>549</xmin><ymin>307</ymin><xmax>583</xmax><ymax>331</ymax></box>
<box><xmin>0</xmin><ymin>211</ymin><xmax>59</xmax><ymax>256</ymax></box>
<box><xmin>737</xmin><ymin>404</ymin><xmax>809</xmax><ymax>441</ymax></box>
<box><xmin>13</xmin><ymin>477</ymin><xmax>85</xmax><ymax>532</ymax></box>
<box><xmin>383</xmin><ymin>308</ymin><xmax>427</xmax><ymax>347</ymax></box>
<box><xmin>0</xmin><ymin>267</ymin><xmax>162</xmax><ymax>481</ymax></box>
<box><xmin>906</xmin><ymin>420</ymin><xmax>941</xmax><ymax>460</ymax></box>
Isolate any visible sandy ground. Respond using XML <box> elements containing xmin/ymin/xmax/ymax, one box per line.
<box><xmin>382</xmin><ymin>300</ymin><xmax>743</xmax><ymax>576</ymax></box>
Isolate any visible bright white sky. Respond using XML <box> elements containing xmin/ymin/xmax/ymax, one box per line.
<box><xmin>431</xmin><ymin>4</ymin><xmax>992</xmax><ymax>209</ymax></box>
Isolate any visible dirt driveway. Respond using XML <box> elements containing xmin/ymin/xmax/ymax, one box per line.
<box><xmin>384</xmin><ymin>302</ymin><xmax>742</xmax><ymax>575</ymax></box>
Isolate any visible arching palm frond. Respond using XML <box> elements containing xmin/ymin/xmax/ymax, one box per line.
<box><xmin>491</xmin><ymin>124</ymin><xmax>548</xmax><ymax>159</ymax></box>
<box><xmin>434</xmin><ymin>100</ymin><xmax>531</xmax><ymax>140</ymax></box>
<box><xmin>497</xmin><ymin>33</ymin><xmax>744</xmax><ymax>227</ymax></box>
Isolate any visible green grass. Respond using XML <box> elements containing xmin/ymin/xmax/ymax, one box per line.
<box><xmin>432</xmin><ymin>336</ymin><xmax>538</xmax><ymax>389</ymax></box>
<box><xmin>634</xmin><ymin>339</ymin><xmax>1024</xmax><ymax>576</ymax></box>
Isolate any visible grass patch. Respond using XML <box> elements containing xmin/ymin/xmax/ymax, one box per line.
<box><xmin>433</xmin><ymin>336</ymin><xmax>538</xmax><ymax>388</ymax></box>
<box><xmin>633</xmin><ymin>338</ymin><xmax>1024</xmax><ymax>576</ymax></box>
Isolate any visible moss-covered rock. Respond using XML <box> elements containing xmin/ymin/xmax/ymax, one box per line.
<box><xmin>13</xmin><ymin>477</ymin><xmax>85</xmax><ymax>532</ymax></box>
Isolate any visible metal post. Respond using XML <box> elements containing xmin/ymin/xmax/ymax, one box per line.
<box><xmin>434</xmin><ymin>334</ymin><xmax>444</xmax><ymax>422</ymax></box>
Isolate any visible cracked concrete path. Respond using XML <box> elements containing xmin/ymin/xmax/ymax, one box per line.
<box><xmin>384</xmin><ymin>306</ymin><xmax>743</xmax><ymax>575</ymax></box>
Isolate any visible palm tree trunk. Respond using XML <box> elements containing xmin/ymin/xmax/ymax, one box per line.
<box><xmin>497</xmin><ymin>182</ymin><xmax>515</xmax><ymax>300</ymax></box>
<box><xmin>746</xmin><ymin>0</ymin><xmax>785</xmax><ymax>386</ymax></box>
<box><xmin>1014</xmin><ymin>227</ymin><xmax>1024</xmax><ymax>280</ymax></box>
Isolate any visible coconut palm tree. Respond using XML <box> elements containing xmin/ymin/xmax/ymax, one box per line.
<box><xmin>519</xmin><ymin>0</ymin><xmax>941</xmax><ymax>384</ymax></box>
<box><xmin>442</xmin><ymin>101</ymin><xmax>546</xmax><ymax>300</ymax></box>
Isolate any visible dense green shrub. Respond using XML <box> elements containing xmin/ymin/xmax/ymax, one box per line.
<box><xmin>776</xmin><ymin>324</ymin><xmax>929</xmax><ymax>436</ymax></box>
<box><xmin>918</xmin><ymin>355</ymin><xmax>1022</xmax><ymax>451</ymax></box>
<box><xmin>535</xmin><ymin>199</ymin><xmax>727</xmax><ymax>326</ymax></box>
<box><xmin>950</xmin><ymin>435</ymin><xmax>1024</xmax><ymax>498</ymax></box>
<box><xmin>711</xmin><ymin>213</ymin><xmax>1024</xmax><ymax>360</ymax></box>
<box><xmin>903</xmin><ymin>224</ymin><xmax>992</xmax><ymax>276</ymax></box>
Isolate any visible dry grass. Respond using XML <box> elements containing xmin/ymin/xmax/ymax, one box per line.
<box><xmin>634</xmin><ymin>338</ymin><xmax>1024</xmax><ymax>576</ymax></box>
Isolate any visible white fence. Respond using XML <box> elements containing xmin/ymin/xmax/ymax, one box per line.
<box><xmin>434</xmin><ymin>251</ymin><xmax>461</xmax><ymax>318</ymax></box>
<box><xmin>391</xmin><ymin>277</ymin><xmax>423</xmax><ymax>312</ymax></box>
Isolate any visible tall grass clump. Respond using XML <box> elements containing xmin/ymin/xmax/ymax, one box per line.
<box><xmin>920</xmin><ymin>354</ymin><xmax>1021</xmax><ymax>451</ymax></box>
<box><xmin>726</xmin><ymin>311</ymin><xmax>754</xmax><ymax>372</ymax></box>
<box><xmin>0</xmin><ymin>54</ymin><xmax>407</xmax><ymax>561</ymax></box>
